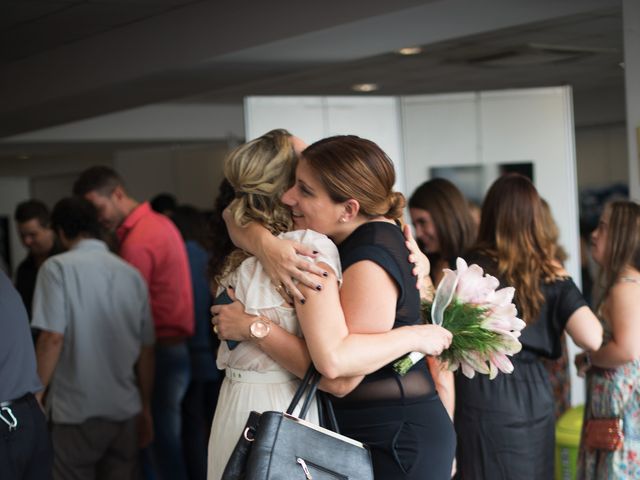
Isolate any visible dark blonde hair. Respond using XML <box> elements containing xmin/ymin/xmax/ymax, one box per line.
<box><xmin>600</xmin><ymin>200</ymin><xmax>640</xmax><ymax>302</ymax></box>
<box><xmin>214</xmin><ymin>129</ymin><xmax>296</xmax><ymax>282</ymax></box>
<box><xmin>301</xmin><ymin>135</ymin><xmax>405</xmax><ymax>221</ymax></box>
<box><xmin>476</xmin><ymin>174</ymin><xmax>559</xmax><ymax>324</ymax></box>
<box><xmin>409</xmin><ymin>178</ymin><xmax>476</xmax><ymax>261</ymax></box>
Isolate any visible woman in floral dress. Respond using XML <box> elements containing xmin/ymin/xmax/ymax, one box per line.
<box><xmin>577</xmin><ymin>200</ymin><xmax>640</xmax><ymax>479</ymax></box>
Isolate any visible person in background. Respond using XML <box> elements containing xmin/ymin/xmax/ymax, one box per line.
<box><xmin>73</xmin><ymin>167</ymin><xmax>194</xmax><ymax>480</ymax></box>
<box><xmin>539</xmin><ymin>198</ymin><xmax>572</xmax><ymax>419</ymax></box>
<box><xmin>171</xmin><ymin>204</ymin><xmax>223</xmax><ymax>480</ymax></box>
<box><xmin>454</xmin><ymin>173</ymin><xmax>603</xmax><ymax>479</ymax></box>
<box><xmin>32</xmin><ymin>197</ymin><xmax>154</xmax><ymax>480</ymax></box>
<box><xmin>13</xmin><ymin>199</ymin><xmax>62</xmax><ymax>319</ymax></box>
<box><xmin>408</xmin><ymin>178</ymin><xmax>476</xmax><ymax>285</ymax></box>
<box><xmin>151</xmin><ymin>193</ymin><xmax>178</xmax><ymax>217</ymax></box>
<box><xmin>408</xmin><ymin>178</ymin><xmax>477</xmax><ymax>426</ymax></box>
<box><xmin>0</xmin><ymin>270</ymin><xmax>53</xmax><ymax>480</ymax></box>
<box><xmin>576</xmin><ymin>200</ymin><xmax>640</xmax><ymax>479</ymax></box>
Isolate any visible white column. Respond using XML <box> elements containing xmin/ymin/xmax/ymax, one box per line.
<box><xmin>624</xmin><ymin>0</ymin><xmax>640</xmax><ymax>200</ymax></box>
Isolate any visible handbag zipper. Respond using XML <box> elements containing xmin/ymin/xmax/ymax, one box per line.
<box><xmin>296</xmin><ymin>458</ymin><xmax>313</xmax><ymax>479</ymax></box>
<box><xmin>296</xmin><ymin>457</ymin><xmax>349</xmax><ymax>479</ymax></box>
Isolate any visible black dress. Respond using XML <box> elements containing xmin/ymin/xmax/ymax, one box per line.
<box><xmin>454</xmin><ymin>253</ymin><xmax>588</xmax><ymax>480</ymax></box>
<box><xmin>331</xmin><ymin>222</ymin><xmax>456</xmax><ymax>480</ymax></box>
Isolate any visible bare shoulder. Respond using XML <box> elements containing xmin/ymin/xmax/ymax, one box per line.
<box><xmin>610</xmin><ymin>278</ymin><xmax>640</xmax><ymax>303</ymax></box>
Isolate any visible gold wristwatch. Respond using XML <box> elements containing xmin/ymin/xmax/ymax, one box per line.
<box><xmin>249</xmin><ymin>318</ymin><xmax>271</xmax><ymax>340</ymax></box>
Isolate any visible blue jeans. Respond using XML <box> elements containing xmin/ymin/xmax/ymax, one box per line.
<box><xmin>151</xmin><ymin>343</ymin><xmax>191</xmax><ymax>480</ymax></box>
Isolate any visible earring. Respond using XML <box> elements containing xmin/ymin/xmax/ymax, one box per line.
<box><xmin>339</xmin><ymin>217</ymin><xmax>346</xmax><ymax>223</ymax></box>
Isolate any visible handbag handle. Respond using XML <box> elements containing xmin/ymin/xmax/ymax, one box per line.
<box><xmin>285</xmin><ymin>365</ymin><xmax>339</xmax><ymax>433</ymax></box>
<box><xmin>317</xmin><ymin>391</ymin><xmax>340</xmax><ymax>433</ymax></box>
<box><xmin>286</xmin><ymin>365</ymin><xmax>317</xmax><ymax>416</ymax></box>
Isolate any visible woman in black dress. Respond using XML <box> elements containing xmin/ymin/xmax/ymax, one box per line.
<box><xmin>454</xmin><ymin>174</ymin><xmax>603</xmax><ymax>479</ymax></box>
<box><xmin>215</xmin><ymin>135</ymin><xmax>456</xmax><ymax>479</ymax></box>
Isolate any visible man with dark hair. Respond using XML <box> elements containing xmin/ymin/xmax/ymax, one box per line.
<box><xmin>150</xmin><ymin>192</ymin><xmax>177</xmax><ymax>217</ymax></box>
<box><xmin>13</xmin><ymin>199</ymin><xmax>62</xmax><ymax>318</ymax></box>
<box><xmin>32</xmin><ymin>197</ymin><xmax>155</xmax><ymax>480</ymax></box>
<box><xmin>74</xmin><ymin>166</ymin><xmax>194</xmax><ymax>480</ymax></box>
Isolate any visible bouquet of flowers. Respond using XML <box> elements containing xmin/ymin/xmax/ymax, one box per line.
<box><xmin>394</xmin><ymin>258</ymin><xmax>526</xmax><ymax>379</ymax></box>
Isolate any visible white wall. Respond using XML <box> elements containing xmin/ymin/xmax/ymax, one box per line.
<box><xmin>623</xmin><ymin>0</ymin><xmax>640</xmax><ymax>201</ymax></box>
<box><xmin>245</xmin><ymin>96</ymin><xmax>405</xmax><ymax>192</ymax></box>
<box><xmin>114</xmin><ymin>143</ymin><xmax>227</xmax><ymax>210</ymax></box>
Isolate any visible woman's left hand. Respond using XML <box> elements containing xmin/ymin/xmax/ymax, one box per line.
<box><xmin>211</xmin><ymin>289</ymin><xmax>253</xmax><ymax>341</ymax></box>
<box><xmin>403</xmin><ymin>224</ymin><xmax>432</xmax><ymax>293</ymax></box>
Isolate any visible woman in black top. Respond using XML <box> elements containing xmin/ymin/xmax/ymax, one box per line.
<box><xmin>215</xmin><ymin>135</ymin><xmax>456</xmax><ymax>478</ymax></box>
<box><xmin>454</xmin><ymin>174</ymin><xmax>603</xmax><ymax>479</ymax></box>
<box><xmin>329</xmin><ymin>221</ymin><xmax>456</xmax><ymax>478</ymax></box>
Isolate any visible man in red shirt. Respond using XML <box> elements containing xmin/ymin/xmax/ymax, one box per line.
<box><xmin>74</xmin><ymin>166</ymin><xmax>194</xmax><ymax>480</ymax></box>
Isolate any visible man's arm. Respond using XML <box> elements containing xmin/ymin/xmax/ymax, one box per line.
<box><xmin>35</xmin><ymin>330</ymin><xmax>64</xmax><ymax>405</ymax></box>
<box><xmin>135</xmin><ymin>345</ymin><xmax>155</xmax><ymax>448</ymax></box>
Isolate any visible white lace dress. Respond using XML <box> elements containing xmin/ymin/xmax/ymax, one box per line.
<box><xmin>206</xmin><ymin>229</ymin><xmax>342</xmax><ymax>480</ymax></box>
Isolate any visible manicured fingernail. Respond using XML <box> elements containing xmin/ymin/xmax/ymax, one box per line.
<box><xmin>312</xmin><ymin>250</ymin><xmax>319</xmax><ymax>254</ymax></box>
<box><xmin>300</xmin><ymin>298</ymin><xmax>306</xmax><ymax>304</ymax></box>
<box><xmin>322</xmin><ymin>271</ymin><xmax>328</xmax><ymax>277</ymax></box>
<box><xmin>315</xmin><ymin>284</ymin><xmax>322</xmax><ymax>291</ymax></box>
<box><xmin>228</xmin><ymin>285</ymin><xmax>234</xmax><ymax>289</ymax></box>
<box><xmin>289</xmin><ymin>302</ymin><xmax>294</xmax><ymax>307</ymax></box>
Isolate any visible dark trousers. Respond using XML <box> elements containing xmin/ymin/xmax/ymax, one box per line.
<box><xmin>0</xmin><ymin>393</ymin><xmax>53</xmax><ymax>480</ymax></box>
<box><xmin>51</xmin><ymin>417</ymin><xmax>138</xmax><ymax>480</ymax></box>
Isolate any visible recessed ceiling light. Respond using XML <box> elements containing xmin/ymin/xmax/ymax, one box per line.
<box><xmin>351</xmin><ymin>83</ymin><xmax>379</xmax><ymax>92</ymax></box>
<box><xmin>397</xmin><ymin>46</ymin><xmax>422</xmax><ymax>56</ymax></box>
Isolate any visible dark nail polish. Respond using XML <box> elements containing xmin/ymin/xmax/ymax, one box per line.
<box><xmin>228</xmin><ymin>285</ymin><xmax>234</xmax><ymax>289</ymax></box>
<box><xmin>315</xmin><ymin>284</ymin><xmax>322</xmax><ymax>291</ymax></box>
<box><xmin>312</xmin><ymin>250</ymin><xmax>319</xmax><ymax>254</ymax></box>
<box><xmin>322</xmin><ymin>271</ymin><xmax>329</xmax><ymax>277</ymax></box>
<box><xmin>300</xmin><ymin>298</ymin><xmax>306</xmax><ymax>305</ymax></box>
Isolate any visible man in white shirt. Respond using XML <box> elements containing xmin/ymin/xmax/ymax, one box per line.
<box><xmin>33</xmin><ymin>197</ymin><xmax>155</xmax><ymax>480</ymax></box>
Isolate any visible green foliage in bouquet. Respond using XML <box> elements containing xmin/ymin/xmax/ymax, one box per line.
<box><xmin>421</xmin><ymin>300</ymin><xmax>504</xmax><ymax>367</ymax></box>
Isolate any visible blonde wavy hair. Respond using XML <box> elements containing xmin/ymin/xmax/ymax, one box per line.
<box><xmin>216</xmin><ymin>129</ymin><xmax>296</xmax><ymax>282</ymax></box>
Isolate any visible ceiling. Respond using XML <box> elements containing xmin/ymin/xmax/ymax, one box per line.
<box><xmin>0</xmin><ymin>0</ymin><xmax>626</xmax><ymax>153</ymax></box>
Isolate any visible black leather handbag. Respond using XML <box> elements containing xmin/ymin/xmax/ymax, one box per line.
<box><xmin>221</xmin><ymin>366</ymin><xmax>374</xmax><ymax>480</ymax></box>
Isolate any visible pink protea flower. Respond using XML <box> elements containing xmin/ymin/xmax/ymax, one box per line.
<box><xmin>394</xmin><ymin>257</ymin><xmax>527</xmax><ymax>379</ymax></box>
<box><xmin>453</xmin><ymin>258</ymin><xmax>500</xmax><ymax>304</ymax></box>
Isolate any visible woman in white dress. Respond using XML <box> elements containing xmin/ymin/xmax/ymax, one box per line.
<box><xmin>207</xmin><ymin>130</ymin><xmax>452</xmax><ymax>479</ymax></box>
<box><xmin>206</xmin><ymin>130</ymin><xmax>345</xmax><ymax>479</ymax></box>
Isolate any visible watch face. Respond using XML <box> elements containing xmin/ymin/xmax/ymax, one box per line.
<box><xmin>251</xmin><ymin>320</ymin><xmax>270</xmax><ymax>339</ymax></box>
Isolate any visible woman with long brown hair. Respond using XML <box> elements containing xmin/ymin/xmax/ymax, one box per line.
<box><xmin>454</xmin><ymin>173</ymin><xmax>602</xmax><ymax>479</ymax></box>
<box><xmin>576</xmin><ymin>201</ymin><xmax>640</xmax><ymax>479</ymax></box>
<box><xmin>408</xmin><ymin>177</ymin><xmax>476</xmax><ymax>285</ymax></box>
<box><xmin>408</xmin><ymin>178</ymin><xmax>477</xmax><ymax>439</ymax></box>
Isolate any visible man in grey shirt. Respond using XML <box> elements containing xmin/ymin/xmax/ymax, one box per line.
<box><xmin>32</xmin><ymin>197</ymin><xmax>155</xmax><ymax>480</ymax></box>
<box><xmin>0</xmin><ymin>269</ymin><xmax>52</xmax><ymax>479</ymax></box>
